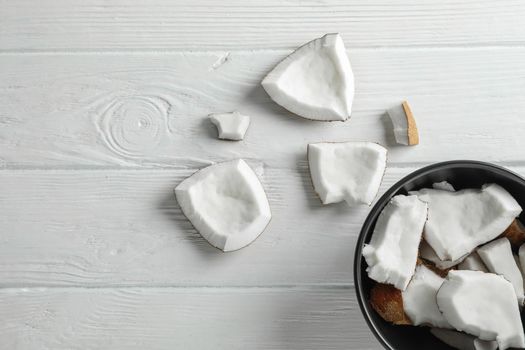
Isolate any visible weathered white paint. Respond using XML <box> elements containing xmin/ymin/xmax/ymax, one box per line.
<box><xmin>0</xmin><ymin>287</ymin><xmax>380</xmax><ymax>350</ymax></box>
<box><xmin>2</xmin><ymin>0</ymin><xmax>525</xmax><ymax>50</ymax></box>
<box><xmin>2</xmin><ymin>48</ymin><xmax>525</xmax><ymax>169</ymax></box>
<box><xmin>2</xmin><ymin>0</ymin><xmax>525</xmax><ymax>348</ymax></box>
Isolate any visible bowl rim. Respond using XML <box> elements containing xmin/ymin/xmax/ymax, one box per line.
<box><xmin>353</xmin><ymin>160</ymin><xmax>525</xmax><ymax>350</ymax></box>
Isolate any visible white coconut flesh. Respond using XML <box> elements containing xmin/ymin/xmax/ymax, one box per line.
<box><xmin>436</xmin><ymin>270</ymin><xmax>525</xmax><ymax>350</ymax></box>
<box><xmin>386</xmin><ymin>101</ymin><xmax>419</xmax><ymax>146</ymax></box>
<box><xmin>477</xmin><ymin>238</ymin><xmax>524</xmax><ymax>305</ymax></box>
<box><xmin>307</xmin><ymin>142</ymin><xmax>387</xmax><ymax>206</ymax></box>
<box><xmin>209</xmin><ymin>111</ymin><xmax>250</xmax><ymax>141</ymax></box>
<box><xmin>430</xmin><ymin>328</ymin><xmax>498</xmax><ymax>350</ymax></box>
<box><xmin>458</xmin><ymin>252</ymin><xmax>488</xmax><ymax>272</ymax></box>
<box><xmin>175</xmin><ymin>159</ymin><xmax>271</xmax><ymax>252</ymax></box>
<box><xmin>519</xmin><ymin>244</ymin><xmax>525</xmax><ymax>279</ymax></box>
<box><xmin>420</xmin><ymin>240</ymin><xmax>466</xmax><ymax>269</ymax></box>
<box><xmin>410</xmin><ymin>184</ymin><xmax>522</xmax><ymax>261</ymax></box>
<box><xmin>261</xmin><ymin>33</ymin><xmax>354</xmax><ymax>121</ymax></box>
<box><xmin>402</xmin><ymin>264</ymin><xmax>451</xmax><ymax>328</ymax></box>
<box><xmin>433</xmin><ymin>181</ymin><xmax>456</xmax><ymax>192</ymax></box>
<box><xmin>362</xmin><ymin>195</ymin><xmax>427</xmax><ymax>290</ymax></box>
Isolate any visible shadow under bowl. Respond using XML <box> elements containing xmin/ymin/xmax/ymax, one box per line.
<box><xmin>354</xmin><ymin>160</ymin><xmax>525</xmax><ymax>350</ymax></box>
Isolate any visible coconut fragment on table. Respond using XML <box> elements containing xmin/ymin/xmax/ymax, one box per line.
<box><xmin>307</xmin><ymin>141</ymin><xmax>387</xmax><ymax>206</ymax></box>
<box><xmin>262</xmin><ymin>33</ymin><xmax>354</xmax><ymax>121</ymax></box>
<box><xmin>175</xmin><ymin>159</ymin><xmax>271</xmax><ymax>252</ymax></box>
<box><xmin>209</xmin><ymin>111</ymin><xmax>250</xmax><ymax>141</ymax></box>
<box><xmin>387</xmin><ymin>101</ymin><xmax>419</xmax><ymax>146</ymax></box>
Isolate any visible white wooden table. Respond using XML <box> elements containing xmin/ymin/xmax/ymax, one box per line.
<box><xmin>1</xmin><ymin>1</ymin><xmax>525</xmax><ymax>349</ymax></box>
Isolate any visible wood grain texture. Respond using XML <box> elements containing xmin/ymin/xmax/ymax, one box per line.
<box><xmin>2</xmin><ymin>165</ymin><xmax>525</xmax><ymax>287</ymax></box>
<box><xmin>0</xmin><ymin>287</ymin><xmax>380</xmax><ymax>350</ymax></box>
<box><xmin>2</xmin><ymin>48</ymin><xmax>525</xmax><ymax>169</ymax></box>
<box><xmin>2</xmin><ymin>0</ymin><xmax>525</xmax><ymax>51</ymax></box>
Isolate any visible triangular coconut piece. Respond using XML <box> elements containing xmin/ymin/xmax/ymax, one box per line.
<box><xmin>477</xmin><ymin>238</ymin><xmax>524</xmax><ymax>305</ymax></box>
<box><xmin>458</xmin><ymin>252</ymin><xmax>488</xmax><ymax>272</ymax></box>
<box><xmin>436</xmin><ymin>270</ymin><xmax>525</xmax><ymax>350</ymax></box>
<box><xmin>308</xmin><ymin>142</ymin><xmax>387</xmax><ymax>206</ymax></box>
<box><xmin>262</xmin><ymin>33</ymin><xmax>354</xmax><ymax>121</ymax></box>
<box><xmin>387</xmin><ymin>101</ymin><xmax>419</xmax><ymax>145</ymax></box>
<box><xmin>175</xmin><ymin>159</ymin><xmax>271</xmax><ymax>252</ymax></box>
<box><xmin>209</xmin><ymin>111</ymin><xmax>250</xmax><ymax>141</ymax></box>
<box><xmin>362</xmin><ymin>194</ymin><xmax>427</xmax><ymax>290</ymax></box>
<box><xmin>419</xmin><ymin>240</ymin><xmax>466</xmax><ymax>270</ymax></box>
<box><xmin>410</xmin><ymin>184</ymin><xmax>522</xmax><ymax>261</ymax></box>
<box><xmin>430</xmin><ymin>328</ymin><xmax>498</xmax><ymax>350</ymax></box>
<box><xmin>402</xmin><ymin>264</ymin><xmax>452</xmax><ymax>328</ymax></box>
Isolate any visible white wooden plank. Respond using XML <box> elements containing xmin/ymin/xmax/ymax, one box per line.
<box><xmin>0</xmin><ymin>287</ymin><xmax>379</xmax><ymax>350</ymax></box>
<box><xmin>1</xmin><ymin>48</ymin><xmax>525</xmax><ymax>169</ymax></box>
<box><xmin>3</xmin><ymin>165</ymin><xmax>525</xmax><ymax>287</ymax></box>
<box><xmin>2</xmin><ymin>0</ymin><xmax>525</xmax><ymax>51</ymax></box>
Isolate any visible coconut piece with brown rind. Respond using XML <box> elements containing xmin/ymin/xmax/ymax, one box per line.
<box><xmin>387</xmin><ymin>101</ymin><xmax>419</xmax><ymax>146</ymax></box>
<box><xmin>370</xmin><ymin>283</ymin><xmax>411</xmax><ymax>325</ymax></box>
<box><xmin>501</xmin><ymin>219</ymin><xmax>525</xmax><ymax>249</ymax></box>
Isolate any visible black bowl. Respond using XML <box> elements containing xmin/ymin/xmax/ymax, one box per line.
<box><xmin>354</xmin><ymin>160</ymin><xmax>525</xmax><ymax>350</ymax></box>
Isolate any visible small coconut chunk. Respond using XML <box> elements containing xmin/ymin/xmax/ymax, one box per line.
<box><xmin>430</xmin><ymin>328</ymin><xmax>498</xmax><ymax>350</ymax></box>
<box><xmin>436</xmin><ymin>270</ymin><xmax>525</xmax><ymax>350</ymax></box>
<box><xmin>363</xmin><ymin>195</ymin><xmax>427</xmax><ymax>290</ymax></box>
<box><xmin>501</xmin><ymin>219</ymin><xmax>525</xmax><ymax>249</ymax></box>
<box><xmin>175</xmin><ymin>159</ymin><xmax>271</xmax><ymax>252</ymax></box>
<box><xmin>420</xmin><ymin>240</ymin><xmax>466</xmax><ymax>269</ymax></box>
<box><xmin>519</xmin><ymin>245</ymin><xmax>525</xmax><ymax>279</ymax></box>
<box><xmin>433</xmin><ymin>181</ymin><xmax>455</xmax><ymax>192</ymax></box>
<box><xmin>262</xmin><ymin>33</ymin><xmax>354</xmax><ymax>121</ymax></box>
<box><xmin>477</xmin><ymin>238</ymin><xmax>524</xmax><ymax>305</ymax></box>
<box><xmin>307</xmin><ymin>142</ymin><xmax>387</xmax><ymax>206</ymax></box>
<box><xmin>402</xmin><ymin>265</ymin><xmax>451</xmax><ymax>328</ymax></box>
<box><xmin>458</xmin><ymin>252</ymin><xmax>488</xmax><ymax>272</ymax></box>
<box><xmin>410</xmin><ymin>184</ymin><xmax>522</xmax><ymax>261</ymax></box>
<box><xmin>369</xmin><ymin>283</ymin><xmax>411</xmax><ymax>325</ymax></box>
<box><xmin>387</xmin><ymin>101</ymin><xmax>419</xmax><ymax>146</ymax></box>
<box><xmin>209</xmin><ymin>111</ymin><xmax>250</xmax><ymax>141</ymax></box>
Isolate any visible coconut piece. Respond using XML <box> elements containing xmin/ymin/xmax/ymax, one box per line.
<box><xmin>362</xmin><ymin>195</ymin><xmax>427</xmax><ymax>290</ymax></box>
<box><xmin>430</xmin><ymin>328</ymin><xmax>498</xmax><ymax>350</ymax></box>
<box><xmin>501</xmin><ymin>219</ymin><xmax>525</xmax><ymax>249</ymax></box>
<box><xmin>420</xmin><ymin>240</ymin><xmax>466</xmax><ymax>269</ymax></box>
<box><xmin>262</xmin><ymin>33</ymin><xmax>354</xmax><ymax>121</ymax></box>
<box><xmin>209</xmin><ymin>111</ymin><xmax>250</xmax><ymax>141</ymax></box>
<box><xmin>436</xmin><ymin>270</ymin><xmax>525</xmax><ymax>350</ymax></box>
<box><xmin>307</xmin><ymin>142</ymin><xmax>387</xmax><ymax>206</ymax></box>
<box><xmin>402</xmin><ymin>264</ymin><xmax>451</xmax><ymax>328</ymax></box>
<box><xmin>410</xmin><ymin>184</ymin><xmax>522</xmax><ymax>261</ymax></box>
<box><xmin>519</xmin><ymin>244</ymin><xmax>525</xmax><ymax>278</ymax></box>
<box><xmin>433</xmin><ymin>181</ymin><xmax>455</xmax><ymax>192</ymax></box>
<box><xmin>369</xmin><ymin>283</ymin><xmax>411</xmax><ymax>325</ymax></box>
<box><xmin>387</xmin><ymin>101</ymin><xmax>419</xmax><ymax>145</ymax></box>
<box><xmin>477</xmin><ymin>238</ymin><xmax>524</xmax><ymax>305</ymax></box>
<box><xmin>458</xmin><ymin>253</ymin><xmax>488</xmax><ymax>272</ymax></box>
<box><xmin>175</xmin><ymin>159</ymin><xmax>271</xmax><ymax>252</ymax></box>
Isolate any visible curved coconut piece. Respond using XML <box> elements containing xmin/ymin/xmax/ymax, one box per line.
<box><xmin>410</xmin><ymin>184</ymin><xmax>522</xmax><ymax>261</ymax></box>
<box><xmin>420</xmin><ymin>240</ymin><xmax>466</xmax><ymax>270</ymax></box>
<box><xmin>501</xmin><ymin>219</ymin><xmax>525</xmax><ymax>249</ymax></box>
<box><xmin>436</xmin><ymin>270</ymin><xmax>525</xmax><ymax>350</ymax></box>
<box><xmin>308</xmin><ymin>142</ymin><xmax>387</xmax><ymax>206</ymax></box>
<box><xmin>262</xmin><ymin>33</ymin><xmax>354</xmax><ymax>121</ymax></box>
<box><xmin>369</xmin><ymin>283</ymin><xmax>411</xmax><ymax>325</ymax></box>
<box><xmin>458</xmin><ymin>252</ymin><xmax>488</xmax><ymax>272</ymax></box>
<box><xmin>402</xmin><ymin>264</ymin><xmax>451</xmax><ymax>328</ymax></box>
<box><xmin>209</xmin><ymin>111</ymin><xmax>250</xmax><ymax>141</ymax></box>
<box><xmin>477</xmin><ymin>238</ymin><xmax>524</xmax><ymax>305</ymax></box>
<box><xmin>430</xmin><ymin>328</ymin><xmax>498</xmax><ymax>350</ymax></box>
<box><xmin>433</xmin><ymin>181</ymin><xmax>455</xmax><ymax>192</ymax></box>
<box><xmin>175</xmin><ymin>159</ymin><xmax>271</xmax><ymax>252</ymax></box>
<box><xmin>363</xmin><ymin>195</ymin><xmax>427</xmax><ymax>290</ymax></box>
<box><xmin>387</xmin><ymin>101</ymin><xmax>419</xmax><ymax>145</ymax></box>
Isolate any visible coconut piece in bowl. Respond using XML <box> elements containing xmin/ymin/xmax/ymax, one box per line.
<box><xmin>436</xmin><ymin>270</ymin><xmax>525</xmax><ymax>350</ymax></box>
<box><xmin>457</xmin><ymin>252</ymin><xmax>488</xmax><ymax>272</ymax></box>
<box><xmin>501</xmin><ymin>219</ymin><xmax>525</xmax><ymax>249</ymax></box>
<box><xmin>419</xmin><ymin>240</ymin><xmax>466</xmax><ymax>270</ymax></box>
<box><xmin>402</xmin><ymin>264</ymin><xmax>451</xmax><ymax>328</ymax></box>
<box><xmin>362</xmin><ymin>194</ymin><xmax>427</xmax><ymax>290</ymax></box>
<box><xmin>410</xmin><ymin>184</ymin><xmax>522</xmax><ymax>261</ymax></box>
<box><xmin>369</xmin><ymin>283</ymin><xmax>411</xmax><ymax>325</ymax></box>
<box><xmin>477</xmin><ymin>237</ymin><xmax>524</xmax><ymax>305</ymax></box>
